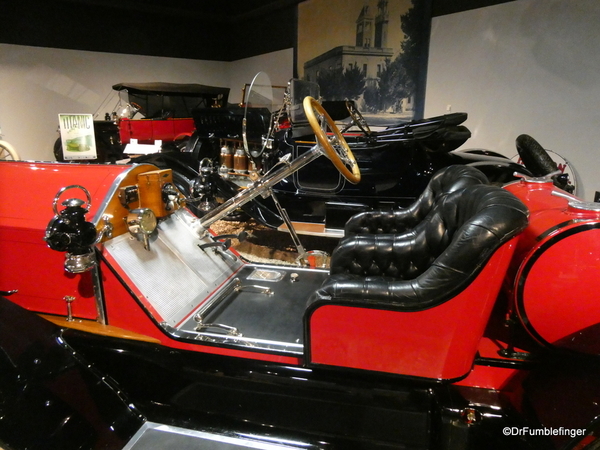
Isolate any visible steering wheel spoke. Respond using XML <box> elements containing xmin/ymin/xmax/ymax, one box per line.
<box><xmin>303</xmin><ymin>96</ymin><xmax>361</xmax><ymax>184</ymax></box>
<box><xmin>345</xmin><ymin>100</ymin><xmax>371</xmax><ymax>136</ymax></box>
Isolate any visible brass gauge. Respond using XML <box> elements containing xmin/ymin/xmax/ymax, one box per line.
<box><xmin>126</xmin><ymin>208</ymin><xmax>157</xmax><ymax>250</ymax></box>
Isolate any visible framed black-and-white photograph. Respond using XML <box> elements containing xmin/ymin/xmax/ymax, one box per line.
<box><xmin>297</xmin><ymin>0</ymin><xmax>431</xmax><ymax>122</ymax></box>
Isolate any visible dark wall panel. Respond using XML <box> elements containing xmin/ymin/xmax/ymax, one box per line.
<box><xmin>0</xmin><ymin>0</ymin><xmax>232</xmax><ymax>60</ymax></box>
<box><xmin>0</xmin><ymin>0</ymin><xmax>515</xmax><ymax>61</ymax></box>
<box><xmin>228</xmin><ymin>7</ymin><xmax>297</xmax><ymax>61</ymax></box>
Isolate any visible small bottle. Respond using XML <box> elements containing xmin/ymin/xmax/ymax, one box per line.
<box><xmin>220</xmin><ymin>143</ymin><xmax>233</xmax><ymax>170</ymax></box>
<box><xmin>233</xmin><ymin>147</ymin><xmax>248</xmax><ymax>174</ymax></box>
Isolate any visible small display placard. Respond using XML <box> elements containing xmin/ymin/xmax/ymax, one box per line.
<box><xmin>58</xmin><ymin>114</ymin><xmax>97</xmax><ymax>160</ymax></box>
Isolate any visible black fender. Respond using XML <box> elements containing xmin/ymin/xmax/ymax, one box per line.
<box><xmin>0</xmin><ymin>297</ymin><xmax>143</xmax><ymax>449</ymax></box>
<box><xmin>519</xmin><ymin>355</ymin><xmax>600</xmax><ymax>449</ymax></box>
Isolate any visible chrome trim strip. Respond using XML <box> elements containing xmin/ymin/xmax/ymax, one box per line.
<box><xmin>163</xmin><ymin>324</ymin><xmax>303</xmax><ymax>355</ymax></box>
<box><xmin>123</xmin><ymin>421</ymin><xmax>313</xmax><ymax>449</ymax></box>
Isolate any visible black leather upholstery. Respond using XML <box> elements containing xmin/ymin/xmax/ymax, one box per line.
<box><xmin>309</xmin><ymin>184</ymin><xmax>529</xmax><ymax>310</ymax></box>
<box><xmin>344</xmin><ymin>165</ymin><xmax>489</xmax><ymax>236</ymax></box>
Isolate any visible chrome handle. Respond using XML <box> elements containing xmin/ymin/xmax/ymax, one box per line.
<box><xmin>194</xmin><ymin>322</ymin><xmax>241</xmax><ymax>336</ymax></box>
<box><xmin>234</xmin><ymin>284</ymin><xmax>273</xmax><ymax>295</ymax></box>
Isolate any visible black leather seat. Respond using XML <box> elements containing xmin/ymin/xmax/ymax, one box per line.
<box><xmin>310</xmin><ymin>183</ymin><xmax>529</xmax><ymax>309</ymax></box>
<box><xmin>344</xmin><ymin>165</ymin><xmax>489</xmax><ymax>236</ymax></box>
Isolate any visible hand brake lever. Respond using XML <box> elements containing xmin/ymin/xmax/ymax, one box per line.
<box><xmin>198</xmin><ymin>238</ymin><xmax>238</xmax><ymax>263</ymax></box>
<box><xmin>198</xmin><ymin>238</ymin><xmax>232</xmax><ymax>251</ymax></box>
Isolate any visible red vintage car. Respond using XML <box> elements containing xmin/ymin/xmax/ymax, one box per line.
<box><xmin>1</xmin><ymin>98</ymin><xmax>599</xmax><ymax>449</ymax></box>
<box><xmin>53</xmin><ymin>82</ymin><xmax>230</xmax><ymax>163</ymax></box>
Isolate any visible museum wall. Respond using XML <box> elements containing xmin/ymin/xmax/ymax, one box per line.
<box><xmin>424</xmin><ymin>0</ymin><xmax>600</xmax><ymax>200</ymax></box>
<box><xmin>0</xmin><ymin>44</ymin><xmax>293</xmax><ymax>162</ymax></box>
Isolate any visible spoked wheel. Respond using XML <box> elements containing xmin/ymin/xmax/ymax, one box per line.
<box><xmin>303</xmin><ymin>96</ymin><xmax>361</xmax><ymax>184</ymax></box>
<box><xmin>0</xmin><ymin>141</ymin><xmax>19</xmax><ymax>160</ymax></box>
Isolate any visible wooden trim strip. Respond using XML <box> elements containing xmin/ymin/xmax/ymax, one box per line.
<box><xmin>39</xmin><ymin>314</ymin><xmax>162</xmax><ymax>344</ymax></box>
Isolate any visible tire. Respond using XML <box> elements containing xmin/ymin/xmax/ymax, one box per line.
<box><xmin>53</xmin><ymin>137</ymin><xmax>64</xmax><ymax>161</ymax></box>
<box><xmin>516</xmin><ymin>134</ymin><xmax>557</xmax><ymax>176</ymax></box>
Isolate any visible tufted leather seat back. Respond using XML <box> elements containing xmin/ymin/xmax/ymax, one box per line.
<box><xmin>311</xmin><ymin>184</ymin><xmax>529</xmax><ymax>309</ymax></box>
<box><xmin>344</xmin><ymin>165</ymin><xmax>489</xmax><ymax>236</ymax></box>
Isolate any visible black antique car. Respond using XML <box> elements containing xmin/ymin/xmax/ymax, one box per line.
<box><xmin>138</xmin><ymin>73</ymin><xmax>572</xmax><ymax>238</ymax></box>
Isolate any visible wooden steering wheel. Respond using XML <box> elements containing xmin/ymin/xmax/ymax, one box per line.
<box><xmin>303</xmin><ymin>96</ymin><xmax>361</xmax><ymax>184</ymax></box>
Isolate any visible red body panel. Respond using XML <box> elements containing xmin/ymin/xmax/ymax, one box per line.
<box><xmin>307</xmin><ymin>240</ymin><xmax>518</xmax><ymax>380</ymax></box>
<box><xmin>504</xmin><ymin>180</ymin><xmax>570</xmax><ymax>261</ymax></box>
<box><xmin>503</xmin><ymin>180</ymin><xmax>568</xmax><ymax>214</ymax></box>
<box><xmin>118</xmin><ymin>118</ymin><xmax>195</xmax><ymax>144</ymax></box>
<box><xmin>515</xmin><ymin>224</ymin><xmax>600</xmax><ymax>352</ymax></box>
<box><xmin>0</xmin><ymin>162</ymin><xmax>137</xmax><ymax>319</ymax></box>
<box><xmin>456</xmin><ymin>337</ymin><xmax>524</xmax><ymax>390</ymax></box>
<box><xmin>1</xmin><ymin>227</ymin><xmax>99</xmax><ymax>319</ymax></box>
<box><xmin>505</xmin><ymin>180</ymin><xmax>600</xmax><ymax>354</ymax></box>
<box><xmin>0</xmin><ymin>162</ymin><xmax>129</xmax><ymax>229</ymax></box>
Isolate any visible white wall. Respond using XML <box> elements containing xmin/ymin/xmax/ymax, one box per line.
<box><xmin>228</xmin><ymin>49</ymin><xmax>294</xmax><ymax>104</ymax></box>
<box><xmin>425</xmin><ymin>0</ymin><xmax>600</xmax><ymax>200</ymax></box>
<box><xmin>0</xmin><ymin>44</ymin><xmax>293</xmax><ymax>161</ymax></box>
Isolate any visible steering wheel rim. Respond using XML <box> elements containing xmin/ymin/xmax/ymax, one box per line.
<box><xmin>303</xmin><ymin>96</ymin><xmax>361</xmax><ymax>184</ymax></box>
<box><xmin>345</xmin><ymin>101</ymin><xmax>371</xmax><ymax>136</ymax></box>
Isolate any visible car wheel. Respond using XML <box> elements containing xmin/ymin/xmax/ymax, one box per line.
<box><xmin>0</xmin><ymin>141</ymin><xmax>19</xmax><ymax>160</ymax></box>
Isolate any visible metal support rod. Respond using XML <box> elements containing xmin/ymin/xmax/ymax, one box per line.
<box><xmin>198</xmin><ymin>144</ymin><xmax>323</xmax><ymax>233</ymax></box>
<box><xmin>269</xmin><ymin>189</ymin><xmax>307</xmax><ymax>264</ymax></box>
<box><xmin>91</xmin><ymin>262</ymin><xmax>107</xmax><ymax>325</ymax></box>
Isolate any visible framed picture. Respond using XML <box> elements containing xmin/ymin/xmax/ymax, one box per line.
<box><xmin>297</xmin><ymin>0</ymin><xmax>431</xmax><ymax>122</ymax></box>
